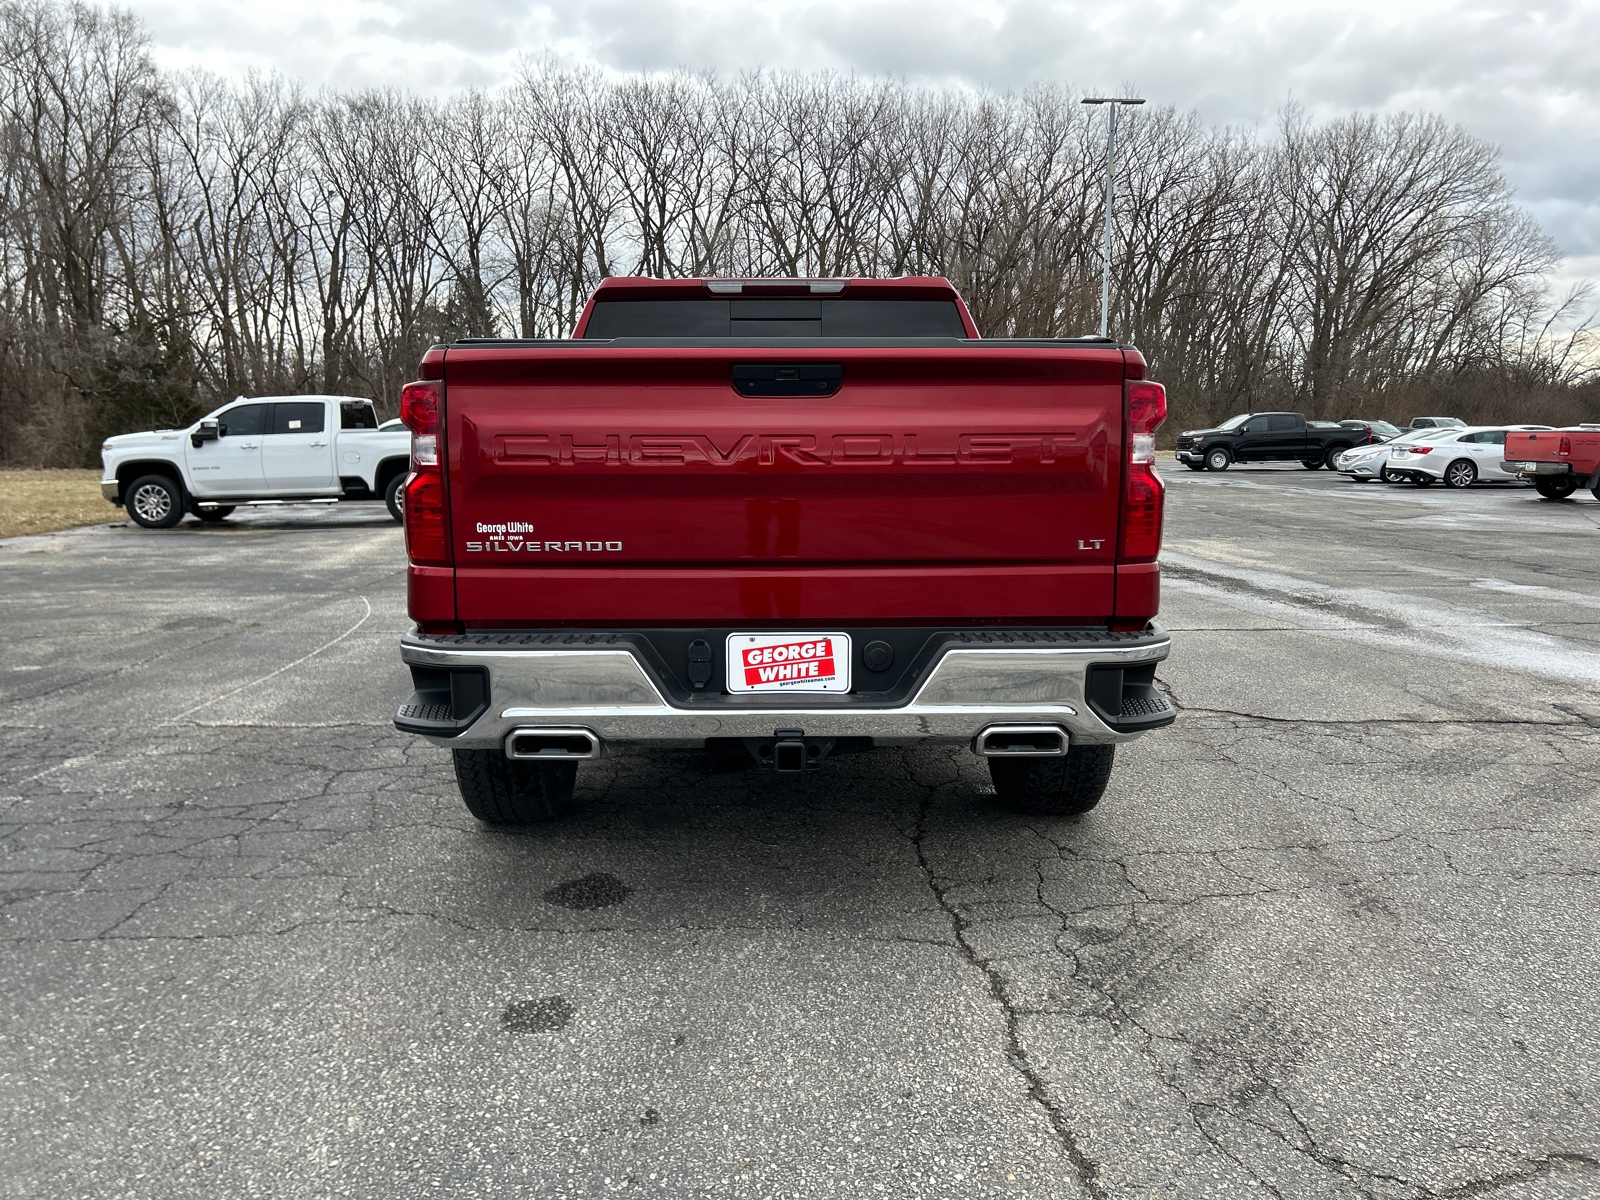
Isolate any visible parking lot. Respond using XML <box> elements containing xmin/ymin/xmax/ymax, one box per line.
<box><xmin>3</xmin><ymin>469</ymin><xmax>1598</xmax><ymax>1199</ymax></box>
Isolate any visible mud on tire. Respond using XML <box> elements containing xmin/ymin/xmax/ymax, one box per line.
<box><xmin>453</xmin><ymin>749</ymin><xmax>579</xmax><ymax>824</ymax></box>
<box><xmin>988</xmin><ymin>745</ymin><xmax>1116</xmax><ymax>817</ymax></box>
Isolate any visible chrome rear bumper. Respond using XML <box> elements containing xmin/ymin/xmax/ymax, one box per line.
<box><xmin>396</xmin><ymin>626</ymin><xmax>1174</xmax><ymax>751</ymax></box>
<box><xmin>1504</xmin><ymin>460</ymin><xmax>1573</xmax><ymax>476</ymax></box>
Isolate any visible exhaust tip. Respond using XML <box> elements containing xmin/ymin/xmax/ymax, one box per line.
<box><xmin>504</xmin><ymin>727</ymin><xmax>601</xmax><ymax>760</ymax></box>
<box><xmin>974</xmin><ymin>725</ymin><xmax>1068</xmax><ymax>757</ymax></box>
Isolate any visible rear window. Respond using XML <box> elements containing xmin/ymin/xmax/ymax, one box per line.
<box><xmin>272</xmin><ymin>402</ymin><xmax>325</xmax><ymax>435</ymax></box>
<box><xmin>341</xmin><ymin>401</ymin><xmax>378</xmax><ymax>430</ymax></box>
<box><xmin>1267</xmin><ymin>414</ymin><xmax>1301</xmax><ymax>431</ymax></box>
<box><xmin>582</xmin><ymin>299</ymin><xmax>968</xmax><ymax>339</ymax></box>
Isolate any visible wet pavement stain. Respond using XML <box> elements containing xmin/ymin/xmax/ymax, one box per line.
<box><xmin>542</xmin><ymin>871</ymin><xmax>632</xmax><ymax>910</ymax></box>
<box><xmin>501</xmin><ymin>996</ymin><xmax>575</xmax><ymax>1033</ymax></box>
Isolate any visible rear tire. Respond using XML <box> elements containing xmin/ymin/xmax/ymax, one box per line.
<box><xmin>1443</xmin><ymin>459</ymin><xmax>1477</xmax><ymax>489</ymax></box>
<box><xmin>1413</xmin><ymin>476</ymin><xmax>1435</xmax><ymax>487</ymax></box>
<box><xmin>1534</xmin><ymin>476</ymin><xmax>1579</xmax><ymax>501</ymax></box>
<box><xmin>1301</xmin><ymin>458</ymin><xmax>1322</xmax><ymax>470</ymax></box>
<box><xmin>196</xmin><ymin>506</ymin><xmax>234</xmax><ymax>523</ymax></box>
<box><xmin>453</xmin><ymin>750</ymin><xmax>578</xmax><ymax>824</ymax></box>
<box><xmin>125</xmin><ymin>474</ymin><xmax>185</xmax><ymax>529</ymax></box>
<box><xmin>1205</xmin><ymin>447</ymin><xmax>1231</xmax><ymax>472</ymax></box>
<box><xmin>1324</xmin><ymin>445</ymin><xmax>1348</xmax><ymax>470</ymax></box>
<box><xmin>988</xmin><ymin>745</ymin><xmax>1115</xmax><ymax>817</ymax></box>
<box><xmin>384</xmin><ymin>472</ymin><xmax>406</xmax><ymax>523</ymax></box>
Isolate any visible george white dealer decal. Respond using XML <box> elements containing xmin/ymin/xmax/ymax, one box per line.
<box><xmin>465</xmin><ymin>522</ymin><xmax>622</xmax><ymax>553</ymax></box>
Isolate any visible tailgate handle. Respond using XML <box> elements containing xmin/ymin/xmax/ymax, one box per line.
<box><xmin>732</xmin><ymin>364</ymin><xmax>842</xmax><ymax>397</ymax></box>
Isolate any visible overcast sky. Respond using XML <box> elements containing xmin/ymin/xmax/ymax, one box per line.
<box><xmin>131</xmin><ymin>0</ymin><xmax>1599</xmax><ymax>294</ymax></box>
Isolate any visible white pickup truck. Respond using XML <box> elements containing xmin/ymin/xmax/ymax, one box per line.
<box><xmin>100</xmin><ymin>395</ymin><xmax>412</xmax><ymax>528</ymax></box>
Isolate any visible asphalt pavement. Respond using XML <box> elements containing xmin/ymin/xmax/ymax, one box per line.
<box><xmin>2</xmin><ymin>470</ymin><xmax>1598</xmax><ymax>1199</ymax></box>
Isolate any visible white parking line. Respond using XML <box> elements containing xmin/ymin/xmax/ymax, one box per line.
<box><xmin>163</xmin><ymin>596</ymin><xmax>373</xmax><ymax>724</ymax></box>
<box><xmin>1162</xmin><ymin>550</ymin><xmax>1600</xmax><ymax>689</ymax></box>
<box><xmin>1374</xmin><ymin>561</ymin><xmax>1600</xmax><ymax>609</ymax></box>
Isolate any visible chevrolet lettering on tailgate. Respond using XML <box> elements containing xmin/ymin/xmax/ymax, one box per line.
<box><xmin>498</xmin><ymin>432</ymin><xmax>1076</xmax><ymax>466</ymax></box>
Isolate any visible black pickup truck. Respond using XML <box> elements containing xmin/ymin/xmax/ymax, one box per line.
<box><xmin>1173</xmin><ymin>412</ymin><xmax>1367</xmax><ymax>471</ymax></box>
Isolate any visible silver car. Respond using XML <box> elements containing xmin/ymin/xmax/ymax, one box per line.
<box><xmin>1333</xmin><ymin>429</ymin><xmax>1452</xmax><ymax>482</ymax></box>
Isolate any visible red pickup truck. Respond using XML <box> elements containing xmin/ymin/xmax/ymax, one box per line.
<box><xmin>1504</xmin><ymin>428</ymin><xmax>1600</xmax><ymax>500</ymax></box>
<box><xmin>392</xmin><ymin>277</ymin><xmax>1174</xmax><ymax>823</ymax></box>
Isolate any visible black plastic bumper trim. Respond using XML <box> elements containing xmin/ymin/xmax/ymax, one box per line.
<box><xmin>394</xmin><ymin>664</ymin><xmax>490</xmax><ymax>736</ymax></box>
<box><xmin>1084</xmin><ymin>662</ymin><xmax>1177</xmax><ymax>732</ymax></box>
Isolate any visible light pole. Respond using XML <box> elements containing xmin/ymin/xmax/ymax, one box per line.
<box><xmin>1081</xmin><ymin>96</ymin><xmax>1145</xmax><ymax>339</ymax></box>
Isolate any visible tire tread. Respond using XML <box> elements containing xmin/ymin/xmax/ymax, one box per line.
<box><xmin>452</xmin><ymin>750</ymin><xmax>578</xmax><ymax>824</ymax></box>
<box><xmin>989</xmin><ymin>745</ymin><xmax>1116</xmax><ymax>816</ymax></box>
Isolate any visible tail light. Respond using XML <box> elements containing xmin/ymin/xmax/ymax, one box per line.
<box><xmin>400</xmin><ymin>379</ymin><xmax>450</xmax><ymax>565</ymax></box>
<box><xmin>1122</xmin><ymin>381</ymin><xmax>1167</xmax><ymax>560</ymax></box>
<box><xmin>1559</xmin><ymin>436</ymin><xmax>1572</xmax><ymax>456</ymax></box>
<box><xmin>1409</xmin><ymin>446</ymin><xmax>1433</xmax><ymax>455</ymax></box>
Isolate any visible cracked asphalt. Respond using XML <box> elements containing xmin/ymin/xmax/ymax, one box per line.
<box><xmin>3</xmin><ymin>470</ymin><xmax>1598</xmax><ymax>1199</ymax></box>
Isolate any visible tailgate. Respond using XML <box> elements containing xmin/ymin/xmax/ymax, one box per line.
<box><xmin>1505</xmin><ymin>430</ymin><xmax>1600</xmax><ymax>468</ymax></box>
<box><xmin>444</xmin><ymin>345</ymin><xmax>1127</xmax><ymax>625</ymax></box>
<box><xmin>1505</xmin><ymin>431</ymin><xmax>1561</xmax><ymax>463</ymax></box>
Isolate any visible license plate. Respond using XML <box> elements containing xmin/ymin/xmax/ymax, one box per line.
<box><xmin>726</xmin><ymin>633</ymin><xmax>851</xmax><ymax>694</ymax></box>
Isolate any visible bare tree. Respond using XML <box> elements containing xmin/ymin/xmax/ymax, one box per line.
<box><xmin>1</xmin><ymin>1</ymin><xmax>1591</xmax><ymax>465</ymax></box>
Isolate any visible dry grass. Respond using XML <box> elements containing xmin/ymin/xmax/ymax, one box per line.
<box><xmin>0</xmin><ymin>469</ymin><xmax>118</xmax><ymax>540</ymax></box>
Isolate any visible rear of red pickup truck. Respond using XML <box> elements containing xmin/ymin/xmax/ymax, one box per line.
<box><xmin>393</xmin><ymin>277</ymin><xmax>1174</xmax><ymax>822</ymax></box>
<box><xmin>1504</xmin><ymin>428</ymin><xmax>1600</xmax><ymax>500</ymax></box>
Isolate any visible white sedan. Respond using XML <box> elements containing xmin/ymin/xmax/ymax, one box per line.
<box><xmin>1383</xmin><ymin>426</ymin><xmax>1552</xmax><ymax>488</ymax></box>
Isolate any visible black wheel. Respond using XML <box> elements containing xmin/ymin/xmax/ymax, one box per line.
<box><xmin>1324</xmin><ymin>445</ymin><xmax>1348</xmax><ymax>470</ymax></box>
<box><xmin>1443</xmin><ymin>459</ymin><xmax>1477</xmax><ymax>489</ymax></box>
<box><xmin>1378</xmin><ymin>466</ymin><xmax>1392</xmax><ymax>483</ymax></box>
<box><xmin>1413</xmin><ymin>476</ymin><xmax>1435</xmax><ymax>487</ymax></box>
<box><xmin>988</xmin><ymin>745</ymin><xmax>1116</xmax><ymax>817</ymax></box>
<box><xmin>1534</xmin><ymin>476</ymin><xmax>1579</xmax><ymax>501</ymax></box>
<box><xmin>453</xmin><ymin>749</ymin><xmax>578</xmax><ymax>824</ymax></box>
<box><xmin>196</xmin><ymin>506</ymin><xmax>235</xmax><ymax>523</ymax></box>
<box><xmin>125</xmin><ymin>474</ymin><xmax>185</xmax><ymax>528</ymax></box>
<box><xmin>1184</xmin><ymin>462</ymin><xmax>1206</xmax><ymax>472</ymax></box>
<box><xmin>384</xmin><ymin>472</ymin><xmax>406</xmax><ymax>523</ymax></box>
<box><xmin>1205</xmin><ymin>447</ymin><xmax>1231</xmax><ymax>471</ymax></box>
<box><xmin>1301</xmin><ymin>458</ymin><xmax>1322</xmax><ymax>470</ymax></box>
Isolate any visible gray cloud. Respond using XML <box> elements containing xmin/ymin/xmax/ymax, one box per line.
<box><xmin>131</xmin><ymin>0</ymin><xmax>1600</xmax><ymax>262</ymax></box>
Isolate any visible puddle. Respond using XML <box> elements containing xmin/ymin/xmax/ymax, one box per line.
<box><xmin>502</xmin><ymin>996</ymin><xmax>575</xmax><ymax>1033</ymax></box>
<box><xmin>542</xmin><ymin>872</ymin><xmax>632</xmax><ymax>910</ymax></box>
